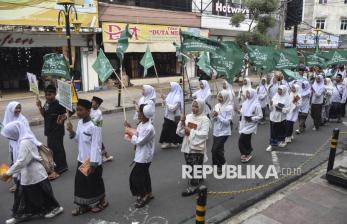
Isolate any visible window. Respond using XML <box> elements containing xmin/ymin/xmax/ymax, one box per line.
<box><xmin>341</xmin><ymin>19</ymin><xmax>347</xmax><ymax>30</ymax></box>
<box><xmin>316</xmin><ymin>18</ymin><xmax>326</xmax><ymax>29</ymax></box>
<box><xmin>319</xmin><ymin>0</ymin><xmax>327</xmax><ymax>4</ymax></box>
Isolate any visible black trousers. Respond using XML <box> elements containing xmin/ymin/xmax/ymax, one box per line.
<box><xmin>184</xmin><ymin>153</ymin><xmax>204</xmax><ymax>187</ymax></box>
<box><xmin>129</xmin><ymin>162</ymin><xmax>152</xmax><ymax>197</ymax></box>
<box><xmin>270</xmin><ymin>121</ymin><xmax>286</xmax><ymax>145</ymax></box>
<box><xmin>285</xmin><ymin>120</ymin><xmax>294</xmax><ymax>138</ymax></box>
<box><xmin>311</xmin><ymin>104</ymin><xmax>323</xmax><ymax>129</ymax></box>
<box><xmin>47</xmin><ymin>134</ymin><xmax>68</xmax><ymax>174</ymax></box>
<box><xmin>330</xmin><ymin>102</ymin><xmax>342</xmax><ymax>120</ymax></box>
<box><xmin>159</xmin><ymin>118</ymin><xmax>183</xmax><ymax>144</ymax></box>
<box><xmin>238</xmin><ymin>133</ymin><xmax>253</xmax><ymax>156</ymax></box>
<box><xmin>298</xmin><ymin>112</ymin><xmax>308</xmax><ymax>132</ymax></box>
<box><xmin>211</xmin><ymin>136</ymin><xmax>228</xmax><ymax>166</ymax></box>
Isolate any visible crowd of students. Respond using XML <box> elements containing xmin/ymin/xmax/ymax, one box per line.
<box><xmin>1</xmin><ymin>64</ymin><xmax>347</xmax><ymax>223</ymax></box>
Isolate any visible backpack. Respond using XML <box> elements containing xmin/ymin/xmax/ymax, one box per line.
<box><xmin>37</xmin><ymin>145</ymin><xmax>55</xmax><ymax>174</ymax></box>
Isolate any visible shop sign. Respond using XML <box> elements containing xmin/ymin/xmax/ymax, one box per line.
<box><xmin>0</xmin><ymin>0</ymin><xmax>98</xmax><ymax>27</ymax></box>
<box><xmin>102</xmin><ymin>23</ymin><xmax>209</xmax><ymax>43</ymax></box>
<box><xmin>212</xmin><ymin>0</ymin><xmax>249</xmax><ymax>17</ymax></box>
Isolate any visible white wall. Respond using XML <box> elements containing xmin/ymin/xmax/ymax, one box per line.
<box><xmin>81</xmin><ymin>40</ymin><xmax>99</xmax><ymax>91</ymax></box>
<box><xmin>201</xmin><ymin>14</ymin><xmax>254</xmax><ymax>31</ymax></box>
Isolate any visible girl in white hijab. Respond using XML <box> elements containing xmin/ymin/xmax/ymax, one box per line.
<box><xmin>257</xmin><ymin>77</ymin><xmax>269</xmax><ymax>123</ymax></box>
<box><xmin>222</xmin><ymin>80</ymin><xmax>235</xmax><ymax>106</ymax></box>
<box><xmin>1</xmin><ymin>121</ymin><xmax>63</xmax><ymax>224</ymax></box>
<box><xmin>159</xmin><ymin>82</ymin><xmax>184</xmax><ymax>149</ymax></box>
<box><xmin>296</xmin><ymin>80</ymin><xmax>311</xmax><ymax>134</ymax></box>
<box><xmin>192</xmin><ymin>80</ymin><xmax>212</xmax><ymax>116</ymax></box>
<box><xmin>267</xmin><ymin>85</ymin><xmax>290</xmax><ymax>151</ymax></box>
<box><xmin>176</xmin><ymin>99</ymin><xmax>211</xmax><ymax>197</ymax></box>
<box><xmin>322</xmin><ymin>78</ymin><xmax>333</xmax><ymax>124</ymax></box>
<box><xmin>285</xmin><ymin>84</ymin><xmax>302</xmax><ymax>144</ymax></box>
<box><xmin>133</xmin><ymin>85</ymin><xmax>156</xmax><ymax>122</ymax></box>
<box><xmin>211</xmin><ymin>90</ymin><xmax>234</xmax><ymax>173</ymax></box>
<box><xmin>238</xmin><ymin>78</ymin><xmax>252</xmax><ymax>103</ymax></box>
<box><xmin>310</xmin><ymin>75</ymin><xmax>325</xmax><ymax>131</ymax></box>
<box><xmin>238</xmin><ymin>89</ymin><xmax>263</xmax><ymax>163</ymax></box>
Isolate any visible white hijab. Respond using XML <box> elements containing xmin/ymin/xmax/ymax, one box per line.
<box><xmin>312</xmin><ymin>75</ymin><xmax>325</xmax><ymax>93</ymax></box>
<box><xmin>241</xmin><ymin>89</ymin><xmax>259</xmax><ymax>117</ymax></box>
<box><xmin>215</xmin><ymin>90</ymin><xmax>233</xmax><ymax>113</ymax></box>
<box><xmin>325</xmin><ymin>78</ymin><xmax>334</xmax><ymax>92</ymax></box>
<box><xmin>2</xmin><ymin>101</ymin><xmax>27</xmax><ymax>126</ymax></box>
<box><xmin>301</xmin><ymin>80</ymin><xmax>311</xmax><ymax>96</ymax></box>
<box><xmin>1</xmin><ymin>121</ymin><xmax>41</xmax><ymax>163</ymax></box>
<box><xmin>139</xmin><ymin>85</ymin><xmax>156</xmax><ymax>105</ymax></box>
<box><xmin>258</xmin><ymin>78</ymin><xmax>267</xmax><ymax>94</ymax></box>
<box><xmin>193</xmin><ymin>99</ymin><xmax>206</xmax><ymax>117</ymax></box>
<box><xmin>223</xmin><ymin>80</ymin><xmax>235</xmax><ymax>101</ymax></box>
<box><xmin>272</xmin><ymin>85</ymin><xmax>290</xmax><ymax>106</ymax></box>
<box><xmin>166</xmin><ymin>82</ymin><xmax>184</xmax><ymax>111</ymax></box>
<box><xmin>194</xmin><ymin>80</ymin><xmax>211</xmax><ymax>101</ymax></box>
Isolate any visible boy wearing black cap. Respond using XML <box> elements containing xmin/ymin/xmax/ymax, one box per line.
<box><xmin>67</xmin><ymin>99</ymin><xmax>108</xmax><ymax>215</ymax></box>
<box><xmin>91</xmin><ymin>96</ymin><xmax>113</xmax><ymax>163</ymax></box>
<box><xmin>36</xmin><ymin>85</ymin><xmax>68</xmax><ymax>180</ymax></box>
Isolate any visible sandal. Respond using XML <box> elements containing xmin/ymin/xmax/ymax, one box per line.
<box><xmin>91</xmin><ymin>201</ymin><xmax>109</xmax><ymax>213</ymax></box>
<box><xmin>71</xmin><ymin>206</ymin><xmax>90</xmax><ymax>216</ymax></box>
<box><xmin>48</xmin><ymin>172</ymin><xmax>60</xmax><ymax>181</ymax></box>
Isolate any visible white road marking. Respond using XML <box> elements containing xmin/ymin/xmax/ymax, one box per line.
<box><xmin>276</xmin><ymin>151</ymin><xmax>314</xmax><ymax>157</ymax></box>
<box><xmin>271</xmin><ymin>151</ymin><xmax>281</xmax><ymax>173</ymax></box>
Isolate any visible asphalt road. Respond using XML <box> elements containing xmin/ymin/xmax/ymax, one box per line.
<box><xmin>0</xmin><ymin>105</ymin><xmax>345</xmax><ymax>224</ymax></box>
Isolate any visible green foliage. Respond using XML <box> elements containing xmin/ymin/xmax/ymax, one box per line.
<box><xmin>230</xmin><ymin>13</ymin><xmax>246</xmax><ymax>27</ymax></box>
<box><xmin>235</xmin><ymin>32</ymin><xmax>271</xmax><ymax>50</ymax></box>
<box><xmin>257</xmin><ymin>16</ymin><xmax>276</xmax><ymax>34</ymax></box>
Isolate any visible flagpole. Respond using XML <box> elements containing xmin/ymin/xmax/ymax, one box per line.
<box><xmin>120</xmin><ymin>65</ymin><xmax>127</xmax><ymax>121</ymax></box>
<box><xmin>153</xmin><ymin>64</ymin><xmax>164</xmax><ymax>107</ymax></box>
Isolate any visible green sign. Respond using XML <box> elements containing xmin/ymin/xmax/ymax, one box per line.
<box><xmin>140</xmin><ymin>45</ymin><xmax>155</xmax><ymax>77</ymax></box>
<box><xmin>41</xmin><ymin>53</ymin><xmax>70</xmax><ymax>80</ymax></box>
<box><xmin>116</xmin><ymin>24</ymin><xmax>132</xmax><ymax>65</ymax></box>
<box><xmin>273</xmin><ymin>48</ymin><xmax>299</xmax><ymax>70</ymax></box>
<box><xmin>247</xmin><ymin>45</ymin><xmax>276</xmax><ymax>71</ymax></box>
<box><xmin>92</xmin><ymin>49</ymin><xmax>114</xmax><ymax>82</ymax></box>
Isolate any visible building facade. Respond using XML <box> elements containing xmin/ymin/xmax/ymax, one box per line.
<box><xmin>0</xmin><ymin>0</ymin><xmax>100</xmax><ymax>92</ymax></box>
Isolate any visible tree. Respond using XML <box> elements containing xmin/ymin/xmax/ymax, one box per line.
<box><xmin>230</xmin><ymin>0</ymin><xmax>278</xmax><ymax>49</ymax></box>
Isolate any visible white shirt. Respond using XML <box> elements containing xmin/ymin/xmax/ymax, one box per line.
<box><xmin>331</xmin><ymin>83</ymin><xmax>347</xmax><ymax>103</ymax></box>
<box><xmin>286</xmin><ymin>96</ymin><xmax>302</xmax><ymax>122</ymax></box>
<box><xmin>212</xmin><ymin>105</ymin><xmax>233</xmax><ymax>137</ymax></box>
<box><xmin>90</xmin><ymin>108</ymin><xmax>103</xmax><ymax>127</ymax></box>
<box><xmin>131</xmin><ymin>121</ymin><xmax>155</xmax><ymax>163</ymax></box>
<box><xmin>299</xmin><ymin>91</ymin><xmax>311</xmax><ymax>113</ymax></box>
<box><xmin>164</xmin><ymin>102</ymin><xmax>181</xmax><ymax>121</ymax></box>
<box><xmin>7</xmin><ymin>139</ymin><xmax>48</xmax><ymax>185</ymax></box>
<box><xmin>311</xmin><ymin>87</ymin><xmax>325</xmax><ymax>104</ymax></box>
<box><xmin>72</xmin><ymin>120</ymin><xmax>102</xmax><ymax>166</ymax></box>
<box><xmin>239</xmin><ymin>104</ymin><xmax>263</xmax><ymax>134</ymax></box>
<box><xmin>257</xmin><ymin>85</ymin><xmax>268</xmax><ymax>108</ymax></box>
<box><xmin>269</xmin><ymin>103</ymin><xmax>289</xmax><ymax>122</ymax></box>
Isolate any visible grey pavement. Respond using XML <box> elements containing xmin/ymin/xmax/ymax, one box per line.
<box><xmin>0</xmin><ymin>102</ymin><xmax>346</xmax><ymax>224</ymax></box>
<box><xmin>225</xmin><ymin>151</ymin><xmax>347</xmax><ymax>224</ymax></box>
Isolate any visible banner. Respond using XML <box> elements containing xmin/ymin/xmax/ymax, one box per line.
<box><xmin>197</xmin><ymin>52</ymin><xmax>212</xmax><ymax>76</ymax></box>
<box><xmin>41</xmin><ymin>53</ymin><xmax>70</xmax><ymax>80</ymax></box>
<box><xmin>210</xmin><ymin>42</ymin><xmax>244</xmax><ymax>83</ymax></box>
<box><xmin>57</xmin><ymin>80</ymin><xmax>72</xmax><ymax>112</ymax></box>
<box><xmin>319</xmin><ymin>51</ymin><xmax>347</xmax><ymax>66</ymax></box>
<box><xmin>92</xmin><ymin>49</ymin><xmax>114</xmax><ymax>82</ymax></box>
<box><xmin>26</xmin><ymin>72</ymin><xmax>39</xmax><ymax>95</ymax></box>
<box><xmin>180</xmin><ymin>31</ymin><xmax>222</xmax><ymax>53</ymax></box>
<box><xmin>247</xmin><ymin>45</ymin><xmax>276</xmax><ymax>71</ymax></box>
<box><xmin>116</xmin><ymin>24</ymin><xmax>132</xmax><ymax>64</ymax></box>
<box><xmin>273</xmin><ymin>48</ymin><xmax>299</xmax><ymax>70</ymax></box>
<box><xmin>303</xmin><ymin>52</ymin><xmax>327</xmax><ymax>68</ymax></box>
<box><xmin>0</xmin><ymin>0</ymin><xmax>98</xmax><ymax>27</ymax></box>
<box><xmin>102</xmin><ymin>23</ymin><xmax>209</xmax><ymax>43</ymax></box>
<box><xmin>140</xmin><ymin>46</ymin><xmax>155</xmax><ymax>77</ymax></box>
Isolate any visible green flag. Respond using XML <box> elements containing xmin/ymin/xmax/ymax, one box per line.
<box><xmin>41</xmin><ymin>53</ymin><xmax>70</xmax><ymax>80</ymax></box>
<box><xmin>247</xmin><ymin>45</ymin><xmax>276</xmax><ymax>72</ymax></box>
<box><xmin>116</xmin><ymin>24</ymin><xmax>132</xmax><ymax>65</ymax></box>
<box><xmin>210</xmin><ymin>42</ymin><xmax>244</xmax><ymax>83</ymax></box>
<box><xmin>303</xmin><ymin>52</ymin><xmax>327</xmax><ymax>68</ymax></box>
<box><xmin>319</xmin><ymin>50</ymin><xmax>347</xmax><ymax>66</ymax></box>
<box><xmin>273</xmin><ymin>48</ymin><xmax>299</xmax><ymax>70</ymax></box>
<box><xmin>197</xmin><ymin>52</ymin><xmax>212</xmax><ymax>75</ymax></box>
<box><xmin>92</xmin><ymin>49</ymin><xmax>114</xmax><ymax>82</ymax></box>
<box><xmin>282</xmin><ymin>69</ymin><xmax>304</xmax><ymax>82</ymax></box>
<box><xmin>180</xmin><ymin>31</ymin><xmax>222</xmax><ymax>54</ymax></box>
<box><xmin>140</xmin><ymin>46</ymin><xmax>155</xmax><ymax>77</ymax></box>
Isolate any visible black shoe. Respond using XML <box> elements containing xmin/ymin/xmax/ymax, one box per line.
<box><xmin>181</xmin><ymin>188</ymin><xmax>197</xmax><ymax>197</ymax></box>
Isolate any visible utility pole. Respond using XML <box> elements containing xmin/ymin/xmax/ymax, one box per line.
<box><xmin>293</xmin><ymin>24</ymin><xmax>298</xmax><ymax>48</ymax></box>
<box><xmin>278</xmin><ymin>0</ymin><xmax>287</xmax><ymax>47</ymax></box>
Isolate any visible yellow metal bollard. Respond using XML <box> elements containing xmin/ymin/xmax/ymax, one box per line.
<box><xmin>327</xmin><ymin>128</ymin><xmax>339</xmax><ymax>172</ymax></box>
<box><xmin>196</xmin><ymin>185</ymin><xmax>207</xmax><ymax>224</ymax></box>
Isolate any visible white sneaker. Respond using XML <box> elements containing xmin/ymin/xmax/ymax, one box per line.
<box><xmin>6</xmin><ymin>218</ymin><xmax>18</xmax><ymax>224</ymax></box>
<box><xmin>312</xmin><ymin>127</ymin><xmax>317</xmax><ymax>131</ymax></box>
<box><xmin>266</xmin><ymin>145</ymin><xmax>273</xmax><ymax>152</ymax></box>
<box><xmin>102</xmin><ymin>155</ymin><xmax>114</xmax><ymax>163</ymax></box>
<box><xmin>285</xmin><ymin>137</ymin><xmax>292</xmax><ymax>143</ymax></box>
<box><xmin>278</xmin><ymin>142</ymin><xmax>287</xmax><ymax>148</ymax></box>
<box><xmin>44</xmin><ymin>206</ymin><xmax>64</xmax><ymax>219</ymax></box>
<box><xmin>295</xmin><ymin>129</ymin><xmax>301</xmax><ymax>134</ymax></box>
<box><xmin>161</xmin><ymin>143</ymin><xmax>170</xmax><ymax>149</ymax></box>
<box><xmin>291</xmin><ymin>135</ymin><xmax>294</xmax><ymax>140</ymax></box>
<box><xmin>170</xmin><ymin>143</ymin><xmax>180</xmax><ymax>148</ymax></box>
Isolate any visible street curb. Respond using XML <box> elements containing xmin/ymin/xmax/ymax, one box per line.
<box><xmin>179</xmin><ymin>148</ymin><xmax>345</xmax><ymax>224</ymax></box>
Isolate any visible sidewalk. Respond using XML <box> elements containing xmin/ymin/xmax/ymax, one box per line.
<box><xmin>226</xmin><ymin>151</ymin><xmax>347</xmax><ymax>224</ymax></box>
<box><xmin>0</xmin><ymin>75</ymin><xmax>260</xmax><ymax>126</ymax></box>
